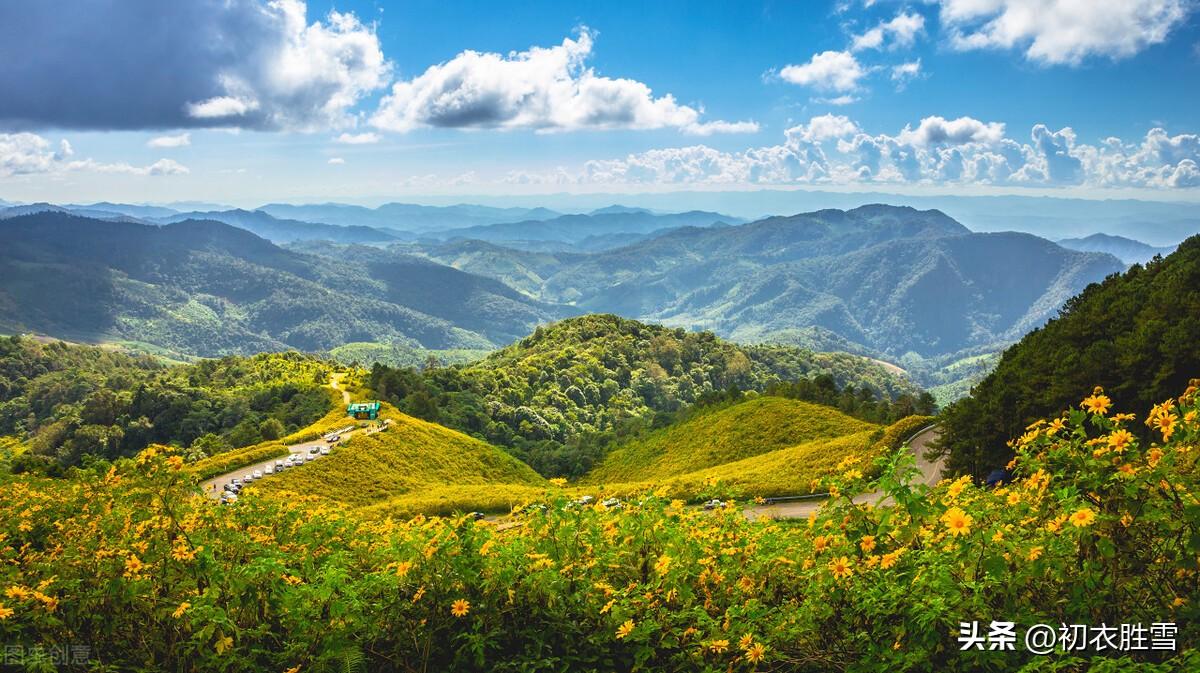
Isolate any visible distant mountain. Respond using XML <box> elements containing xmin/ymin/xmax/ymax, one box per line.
<box><xmin>1057</xmin><ymin>233</ymin><xmax>1176</xmax><ymax>265</ymax></box>
<box><xmin>938</xmin><ymin>235</ymin><xmax>1200</xmax><ymax>477</ymax></box>
<box><xmin>68</xmin><ymin>202</ymin><xmax>180</xmax><ymax>219</ymax></box>
<box><xmin>435</xmin><ymin>210</ymin><xmax>742</xmax><ymax>245</ymax></box>
<box><xmin>0</xmin><ymin>212</ymin><xmax>570</xmax><ymax>357</ymax></box>
<box><xmin>156</xmin><ymin>209</ymin><xmax>401</xmax><ymax>244</ymax></box>
<box><xmin>437</xmin><ymin>205</ymin><xmax>1123</xmax><ymax>364</ymax></box>
<box><xmin>590</xmin><ymin>205</ymin><xmax>653</xmax><ymax>215</ymax></box>
<box><xmin>258</xmin><ymin>202</ymin><xmax>562</xmax><ymax>233</ymax></box>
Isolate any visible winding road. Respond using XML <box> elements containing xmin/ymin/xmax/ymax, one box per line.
<box><xmin>199</xmin><ymin>374</ymin><xmax>361</xmax><ymax>498</ymax></box>
<box><xmin>742</xmin><ymin>425</ymin><xmax>943</xmax><ymax>520</ymax></box>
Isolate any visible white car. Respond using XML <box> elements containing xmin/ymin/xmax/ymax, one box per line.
<box><xmin>263</xmin><ymin>465</ymin><xmax>274</xmax><ymax>475</ymax></box>
<box><xmin>703</xmin><ymin>499</ymin><xmax>725</xmax><ymax>510</ymax></box>
<box><xmin>252</xmin><ymin>470</ymin><xmax>263</xmax><ymax>480</ymax></box>
<box><xmin>304</xmin><ymin>453</ymin><xmax>315</xmax><ymax>463</ymax></box>
<box><xmin>319</xmin><ymin>446</ymin><xmax>331</xmax><ymax>456</ymax></box>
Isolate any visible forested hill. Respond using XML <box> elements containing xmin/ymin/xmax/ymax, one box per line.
<box><xmin>367</xmin><ymin>314</ymin><xmax>931</xmax><ymax>477</ymax></box>
<box><xmin>0</xmin><ymin>337</ymin><xmax>333</xmax><ymax>469</ymax></box>
<box><xmin>937</xmin><ymin>234</ymin><xmax>1200</xmax><ymax>477</ymax></box>
<box><xmin>0</xmin><ymin>212</ymin><xmax>570</xmax><ymax>358</ymax></box>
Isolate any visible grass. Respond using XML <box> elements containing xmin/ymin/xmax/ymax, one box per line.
<box><xmin>252</xmin><ymin>403</ymin><xmax>547</xmax><ymax>510</ymax></box>
<box><xmin>583</xmin><ymin>396</ymin><xmax>878</xmax><ymax>484</ymax></box>
<box><xmin>586</xmin><ymin>415</ymin><xmax>935</xmax><ymax>502</ymax></box>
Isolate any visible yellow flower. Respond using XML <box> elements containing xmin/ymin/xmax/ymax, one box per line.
<box><xmin>880</xmin><ymin>550</ymin><xmax>903</xmax><ymax>569</ymax></box>
<box><xmin>1107</xmin><ymin>429</ymin><xmax>1135</xmax><ymax>453</ymax></box>
<box><xmin>860</xmin><ymin>535</ymin><xmax>876</xmax><ymax>553</ymax></box>
<box><xmin>172</xmin><ymin>601</ymin><xmax>190</xmax><ymax>618</ymax></box>
<box><xmin>1082</xmin><ymin>392</ymin><xmax>1112</xmax><ymax>415</ymax></box>
<box><xmin>708</xmin><ymin>639</ymin><xmax>730</xmax><ymax>654</ymax></box>
<box><xmin>745</xmin><ymin>642</ymin><xmax>767</xmax><ymax>664</ymax></box>
<box><xmin>616</xmin><ymin>619</ymin><xmax>635</xmax><ymax>639</ymax></box>
<box><xmin>1155</xmin><ymin>413</ymin><xmax>1178</xmax><ymax>441</ymax></box>
<box><xmin>829</xmin><ymin>556</ymin><xmax>853</xmax><ymax>580</ymax></box>
<box><xmin>1069</xmin><ymin>508</ymin><xmax>1097</xmax><ymax>528</ymax></box>
<box><xmin>941</xmin><ymin>507</ymin><xmax>973</xmax><ymax>537</ymax></box>
<box><xmin>1047</xmin><ymin>418</ymin><xmax>1066</xmax><ymax>435</ymax></box>
<box><xmin>5</xmin><ymin>586</ymin><xmax>31</xmax><ymax>601</ymax></box>
<box><xmin>0</xmin><ymin>603</ymin><xmax>12</xmax><ymax>620</ymax></box>
<box><xmin>282</xmin><ymin>574</ymin><xmax>303</xmax><ymax>586</ymax></box>
<box><xmin>450</xmin><ymin>598</ymin><xmax>470</xmax><ymax>617</ymax></box>
<box><xmin>124</xmin><ymin>554</ymin><xmax>144</xmax><ymax>579</ymax></box>
<box><xmin>1147</xmin><ymin>448</ymin><xmax>1164</xmax><ymax>467</ymax></box>
<box><xmin>214</xmin><ymin>634</ymin><xmax>233</xmax><ymax>655</ymax></box>
<box><xmin>654</xmin><ymin>554</ymin><xmax>672</xmax><ymax>575</ymax></box>
<box><xmin>812</xmin><ymin>535</ymin><xmax>831</xmax><ymax>554</ymax></box>
<box><xmin>548</xmin><ymin>477</ymin><xmax>567</xmax><ymax>487</ymax></box>
<box><xmin>283</xmin><ymin>667</ymin><xmax>301</xmax><ymax>673</ymax></box>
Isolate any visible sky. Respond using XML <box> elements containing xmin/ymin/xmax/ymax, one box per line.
<box><xmin>1</xmin><ymin>0</ymin><xmax>1199</xmax><ymax>206</ymax></box>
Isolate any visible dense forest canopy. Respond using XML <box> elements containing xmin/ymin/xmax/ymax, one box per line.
<box><xmin>368</xmin><ymin>315</ymin><xmax>933</xmax><ymax>478</ymax></box>
<box><xmin>0</xmin><ymin>337</ymin><xmax>333</xmax><ymax>472</ymax></box>
<box><xmin>937</xmin><ymin>235</ymin><xmax>1200</xmax><ymax>477</ymax></box>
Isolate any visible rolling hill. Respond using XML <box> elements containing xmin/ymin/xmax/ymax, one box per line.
<box><xmin>258</xmin><ymin>202</ymin><xmax>561</xmax><ymax>232</ymax></box>
<box><xmin>582</xmin><ymin>396</ymin><xmax>878</xmax><ymax>484</ymax></box>
<box><xmin>156</xmin><ymin>208</ymin><xmax>400</xmax><ymax>244</ymax></box>
<box><xmin>0</xmin><ymin>212</ymin><xmax>570</xmax><ymax>357</ymax></box>
<box><xmin>435</xmin><ymin>210</ymin><xmax>743</xmax><ymax>246</ymax></box>
<box><xmin>1057</xmin><ymin>233</ymin><xmax>1177</xmax><ymax>265</ymax></box>
<box><xmin>252</xmin><ymin>402</ymin><xmax>547</xmax><ymax>513</ymax></box>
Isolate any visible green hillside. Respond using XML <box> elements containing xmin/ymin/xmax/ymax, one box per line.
<box><xmin>583</xmin><ymin>396</ymin><xmax>877</xmax><ymax>484</ymax></box>
<box><xmin>0</xmin><ymin>212</ymin><xmax>567</xmax><ymax>357</ymax></box>
<box><xmin>368</xmin><ymin>314</ymin><xmax>928</xmax><ymax>478</ymax></box>
<box><xmin>938</xmin><ymin>234</ymin><xmax>1200</xmax><ymax>477</ymax></box>
<box><xmin>252</xmin><ymin>403</ymin><xmax>547</xmax><ymax>510</ymax></box>
<box><xmin>0</xmin><ymin>336</ymin><xmax>334</xmax><ymax>468</ymax></box>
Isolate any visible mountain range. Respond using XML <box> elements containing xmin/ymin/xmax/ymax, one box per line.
<box><xmin>1056</xmin><ymin>233</ymin><xmax>1177</xmax><ymax>265</ymax></box>
<box><xmin>0</xmin><ymin>212</ymin><xmax>568</xmax><ymax>358</ymax></box>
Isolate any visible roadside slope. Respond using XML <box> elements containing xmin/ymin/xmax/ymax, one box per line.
<box><xmin>252</xmin><ymin>403</ymin><xmax>547</xmax><ymax>510</ymax></box>
<box><xmin>584</xmin><ymin>396</ymin><xmax>878</xmax><ymax>484</ymax></box>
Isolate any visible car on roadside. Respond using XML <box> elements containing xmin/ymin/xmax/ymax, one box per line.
<box><xmin>264</xmin><ymin>465</ymin><xmax>274</xmax><ymax>475</ymax></box>
<box><xmin>309</xmin><ymin>446</ymin><xmax>321</xmax><ymax>454</ymax></box>
<box><xmin>319</xmin><ymin>446</ymin><xmax>331</xmax><ymax>456</ymax></box>
<box><xmin>231</xmin><ymin>478</ymin><xmax>242</xmax><ymax>486</ymax></box>
<box><xmin>600</xmin><ymin>497</ymin><xmax>622</xmax><ymax>509</ymax></box>
<box><xmin>466</xmin><ymin>512</ymin><xmax>486</xmax><ymax>521</ymax></box>
<box><xmin>702</xmin><ymin>499</ymin><xmax>725</xmax><ymax>510</ymax></box>
<box><xmin>252</xmin><ymin>470</ymin><xmax>263</xmax><ymax>480</ymax></box>
<box><xmin>304</xmin><ymin>453</ymin><xmax>315</xmax><ymax>462</ymax></box>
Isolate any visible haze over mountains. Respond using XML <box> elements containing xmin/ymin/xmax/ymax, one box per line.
<box><xmin>0</xmin><ymin>199</ymin><xmax>1129</xmax><ymax>402</ymax></box>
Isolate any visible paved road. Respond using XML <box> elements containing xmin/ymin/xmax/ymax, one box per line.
<box><xmin>199</xmin><ymin>374</ymin><xmax>360</xmax><ymax>498</ymax></box>
<box><xmin>742</xmin><ymin>425</ymin><xmax>942</xmax><ymax>521</ymax></box>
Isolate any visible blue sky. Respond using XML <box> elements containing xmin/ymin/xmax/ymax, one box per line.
<box><xmin>1</xmin><ymin>0</ymin><xmax>1198</xmax><ymax>205</ymax></box>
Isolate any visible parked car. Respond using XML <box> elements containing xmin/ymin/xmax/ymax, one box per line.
<box><xmin>264</xmin><ymin>465</ymin><xmax>274</xmax><ymax>475</ymax></box>
<box><xmin>573</xmin><ymin>495</ymin><xmax>595</xmax><ymax>506</ymax></box>
<box><xmin>252</xmin><ymin>470</ymin><xmax>263</xmax><ymax>480</ymax></box>
<box><xmin>702</xmin><ymin>499</ymin><xmax>725</xmax><ymax>510</ymax></box>
<box><xmin>231</xmin><ymin>478</ymin><xmax>242</xmax><ymax>486</ymax></box>
<box><xmin>304</xmin><ymin>453</ymin><xmax>315</xmax><ymax>462</ymax></box>
<box><xmin>309</xmin><ymin>446</ymin><xmax>321</xmax><ymax>454</ymax></box>
<box><xmin>466</xmin><ymin>512</ymin><xmax>486</xmax><ymax>521</ymax></box>
<box><xmin>219</xmin><ymin>493</ymin><xmax>237</xmax><ymax>504</ymax></box>
<box><xmin>600</xmin><ymin>497</ymin><xmax>622</xmax><ymax>509</ymax></box>
<box><xmin>319</xmin><ymin>446</ymin><xmax>332</xmax><ymax>456</ymax></box>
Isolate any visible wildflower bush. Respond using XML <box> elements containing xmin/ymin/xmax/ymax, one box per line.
<box><xmin>0</xmin><ymin>385</ymin><xmax>1197</xmax><ymax>671</ymax></box>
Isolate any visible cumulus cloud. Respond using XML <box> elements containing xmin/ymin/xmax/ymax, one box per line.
<box><xmin>327</xmin><ymin>157</ymin><xmax>345</xmax><ymax>165</ymax></box>
<box><xmin>370</xmin><ymin>29</ymin><xmax>755</xmax><ymax>135</ymax></box>
<box><xmin>851</xmin><ymin>11</ymin><xmax>926</xmax><ymax>51</ymax></box>
<box><xmin>934</xmin><ymin>0</ymin><xmax>1190</xmax><ymax>65</ymax></box>
<box><xmin>147</xmin><ymin>133</ymin><xmax>191</xmax><ymax>148</ymax></box>
<box><xmin>335</xmin><ymin>132</ymin><xmax>382</xmax><ymax>144</ymax></box>
<box><xmin>562</xmin><ymin>116</ymin><xmax>1200</xmax><ymax>190</ymax></box>
<box><xmin>0</xmin><ymin>0</ymin><xmax>389</xmax><ymax>131</ymax></box>
<box><xmin>778</xmin><ymin>51</ymin><xmax>867</xmax><ymax>92</ymax></box>
<box><xmin>1</xmin><ymin>132</ymin><xmax>188</xmax><ymax>177</ymax></box>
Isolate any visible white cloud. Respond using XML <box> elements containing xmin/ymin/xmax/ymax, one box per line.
<box><xmin>0</xmin><ymin>132</ymin><xmax>188</xmax><ymax>178</ymax></box>
<box><xmin>935</xmin><ymin>0</ymin><xmax>1190</xmax><ymax>65</ymax></box>
<box><xmin>891</xmin><ymin>60</ymin><xmax>922</xmax><ymax>87</ymax></box>
<box><xmin>327</xmin><ymin>157</ymin><xmax>345</xmax><ymax>165</ymax></box>
<box><xmin>1</xmin><ymin>0</ymin><xmax>389</xmax><ymax>131</ymax></box>
<box><xmin>335</xmin><ymin>132</ymin><xmax>382</xmax><ymax>144</ymax></box>
<box><xmin>813</xmin><ymin>94</ymin><xmax>860</xmax><ymax>106</ymax></box>
<box><xmin>779</xmin><ymin>51</ymin><xmax>867</xmax><ymax>92</ymax></box>
<box><xmin>147</xmin><ymin>133</ymin><xmax>192</xmax><ymax>148</ymax></box>
<box><xmin>851</xmin><ymin>11</ymin><xmax>926</xmax><ymax>51</ymax></box>
<box><xmin>371</xmin><ymin>28</ymin><xmax>754</xmax><ymax>135</ymax></box>
<box><xmin>895</xmin><ymin>116</ymin><xmax>1005</xmax><ymax>147</ymax></box>
<box><xmin>562</xmin><ymin>116</ymin><xmax>1200</xmax><ymax>190</ymax></box>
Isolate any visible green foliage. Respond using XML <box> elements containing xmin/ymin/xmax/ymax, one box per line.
<box><xmin>0</xmin><ymin>336</ymin><xmax>334</xmax><ymax>467</ymax></box>
<box><xmin>327</xmin><ymin>341</ymin><xmax>492</xmax><ymax>369</ymax></box>
<box><xmin>584</xmin><ymin>397</ymin><xmax>877</xmax><ymax>484</ymax></box>
<box><xmin>368</xmin><ymin>315</ymin><xmax>922</xmax><ymax>478</ymax></box>
<box><xmin>938</xmin><ymin>236</ymin><xmax>1200</xmax><ymax>477</ymax></box>
<box><xmin>1</xmin><ymin>387</ymin><xmax>1194</xmax><ymax>670</ymax></box>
